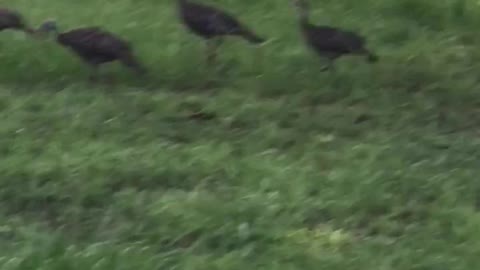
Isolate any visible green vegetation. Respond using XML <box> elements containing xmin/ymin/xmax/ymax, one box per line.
<box><xmin>1</xmin><ymin>0</ymin><xmax>480</xmax><ymax>269</ymax></box>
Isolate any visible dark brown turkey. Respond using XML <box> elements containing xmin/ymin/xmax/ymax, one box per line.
<box><xmin>291</xmin><ymin>0</ymin><xmax>378</xmax><ymax>71</ymax></box>
<box><xmin>0</xmin><ymin>8</ymin><xmax>35</xmax><ymax>34</ymax></box>
<box><xmin>37</xmin><ymin>20</ymin><xmax>147</xmax><ymax>81</ymax></box>
<box><xmin>177</xmin><ymin>0</ymin><xmax>265</xmax><ymax>66</ymax></box>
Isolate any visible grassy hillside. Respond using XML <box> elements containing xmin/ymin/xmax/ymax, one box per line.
<box><xmin>1</xmin><ymin>0</ymin><xmax>480</xmax><ymax>269</ymax></box>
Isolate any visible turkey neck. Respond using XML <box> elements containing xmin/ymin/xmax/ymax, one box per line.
<box><xmin>55</xmin><ymin>32</ymin><xmax>68</xmax><ymax>45</ymax></box>
<box><xmin>297</xmin><ymin>8</ymin><xmax>310</xmax><ymax>29</ymax></box>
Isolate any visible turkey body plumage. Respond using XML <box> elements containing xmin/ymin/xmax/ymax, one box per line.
<box><xmin>57</xmin><ymin>27</ymin><xmax>143</xmax><ymax>70</ymax></box>
<box><xmin>291</xmin><ymin>0</ymin><xmax>377</xmax><ymax>70</ymax></box>
<box><xmin>301</xmin><ymin>23</ymin><xmax>377</xmax><ymax>64</ymax></box>
<box><xmin>47</xmin><ymin>26</ymin><xmax>146</xmax><ymax>80</ymax></box>
<box><xmin>0</xmin><ymin>8</ymin><xmax>34</xmax><ymax>33</ymax></box>
<box><xmin>177</xmin><ymin>0</ymin><xmax>265</xmax><ymax>67</ymax></box>
<box><xmin>178</xmin><ymin>0</ymin><xmax>264</xmax><ymax>43</ymax></box>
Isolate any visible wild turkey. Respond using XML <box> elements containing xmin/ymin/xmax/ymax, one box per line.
<box><xmin>0</xmin><ymin>8</ymin><xmax>35</xmax><ymax>34</ymax></box>
<box><xmin>36</xmin><ymin>20</ymin><xmax>147</xmax><ymax>81</ymax></box>
<box><xmin>177</xmin><ymin>0</ymin><xmax>265</xmax><ymax>66</ymax></box>
<box><xmin>291</xmin><ymin>0</ymin><xmax>378</xmax><ymax>71</ymax></box>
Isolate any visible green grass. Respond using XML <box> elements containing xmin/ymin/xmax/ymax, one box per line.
<box><xmin>1</xmin><ymin>0</ymin><xmax>480</xmax><ymax>269</ymax></box>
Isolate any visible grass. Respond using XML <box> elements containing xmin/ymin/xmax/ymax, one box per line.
<box><xmin>1</xmin><ymin>0</ymin><xmax>480</xmax><ymax>269</ymax></box>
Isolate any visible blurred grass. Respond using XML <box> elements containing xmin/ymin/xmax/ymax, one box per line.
<box><xmin>0</xmin><ymin>0</ymin><xmax>480</xmax><ymax>269</ymax></box>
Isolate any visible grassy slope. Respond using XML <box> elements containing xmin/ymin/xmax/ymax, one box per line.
<box><xmin>1</xmin><ymin>0</ymin><xmax>480</xmax><ymax>269</ymax></box>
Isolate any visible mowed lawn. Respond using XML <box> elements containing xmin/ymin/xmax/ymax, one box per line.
<box><xmin>1</xmin><ymin>0</ymin><xmax>480</xmax><ymax>269</ymax></box>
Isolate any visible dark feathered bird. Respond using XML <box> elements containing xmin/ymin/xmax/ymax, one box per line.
<box><xmin>177</xmin><ymin>0</ymin><xmax>265</xmax><ymax>66</ymax></box>
<box><xmin>0</xmin><ymin>8</ymin><xmax>35</xmax><ymax>34</ymax></box>
<box><xmin>36</xmin><ymin>20</ymin><xmax>147</xmax><ymax>81</ymax></box>
<box><xmin>291</xmin><ymin>0</ymin><xmax>378</xmax><ymax>71</ymax></box>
